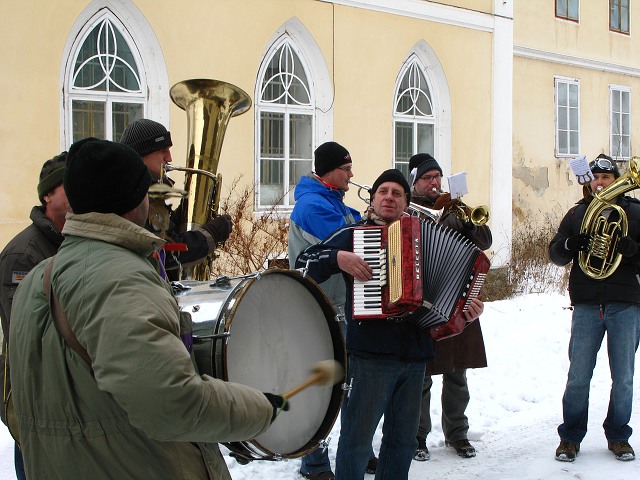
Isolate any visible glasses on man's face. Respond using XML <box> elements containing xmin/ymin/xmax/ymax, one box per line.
<box><xmin>419</xmin><ymin>173</ymin><xmax>442</xmax><ymax>182</ymax></box>
<box><xmin>591</xmin><ymin>158</ymin><xmax>614</xmax><ymax>171</ymax></box>
<box><xmin>338</xmin><ymin>166</ymin><xmax>352</xmax><ymax>172</ymax></box>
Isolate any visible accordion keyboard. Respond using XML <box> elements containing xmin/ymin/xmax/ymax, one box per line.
<box><xmin>352</xmin><ymin>228</ymin><xmax>387</xmax><ymax>316</ymax></box>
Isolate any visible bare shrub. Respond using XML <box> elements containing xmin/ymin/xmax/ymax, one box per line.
<box><xmin>211</xmin><ymin>177</ymin><xmax>289</xmax><ymax>277</ymax></box>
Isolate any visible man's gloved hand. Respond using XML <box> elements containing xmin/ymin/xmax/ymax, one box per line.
<box><xmin>564</xmin><ymin>233</ymin><xmax>591</xmax><ymax>252</ymax></box>
<box><xmin>616</xmin><ymin>236</ymin><xmax>639</xmax><ymax>257</ymax></box>
<box><xmin>203</xmin><ymin>214</ymin><xmax>233</xmax><ymax>243</ymax></box>
<box><xmin>263</xmin><ymin>392</ymin><xmax>290</xmax><ymax>423</ymax></box>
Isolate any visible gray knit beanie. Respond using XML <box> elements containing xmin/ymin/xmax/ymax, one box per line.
<box><xmin>120</xmin><ymin>119</ymin><xmax>172</xmax><ymax>157</ymax></box>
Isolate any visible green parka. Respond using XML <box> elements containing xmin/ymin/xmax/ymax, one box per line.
<box><xmin>9</xmin><ymin>212</ymin><xmax>273</xmax><ymax>479</ymax></box>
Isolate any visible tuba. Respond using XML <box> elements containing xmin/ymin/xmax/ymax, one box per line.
<box><xmin>578</xmin><ymin>156</ymin><xmax>640</xmax><ymax>279</ymax></box>
<box><xmin>170</xmin><ymin>79</ymin><xmax>251</xmax><ymax>280</ymax></box>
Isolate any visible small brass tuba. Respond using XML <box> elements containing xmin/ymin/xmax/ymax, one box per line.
<box><xmin>170</xmin><ymin>79</ymin><xmax>251</xmax><ymax>280</ymax></box>
<box><xmin>578</xmin><ymin>156</ymin><xmax>640</xmax><ymax>279</ymax></box>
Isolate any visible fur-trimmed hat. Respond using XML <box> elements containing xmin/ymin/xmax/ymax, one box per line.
<box><xmin>408</xmin><ymin>153</ymin><xmax>443</xmax><ymax>185</ymax></box>
<box><xmin>314</xmin><ymin>141</ymin><xmax>352</xmax><ymax>176</ymax></box>
<box><xmin>65</xmin><ymin>138</ymin><xmax>151</xmax><ymax>215</ymax></box>
<box><xmin>120</xmin><ymin>119</ymin><xmax>173</xmax><ymax>157</ymax></box>
<box><xmin>371</xmin><ymin>168</ymin><xmax>411</xmax><ymax>204</ymax></box>
<box><xmin>37</xmin><ymin>152</ymin><xmax>67</xmax><ymax>203</ymax></box>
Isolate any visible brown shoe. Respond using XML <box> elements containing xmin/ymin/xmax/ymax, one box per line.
<box><xmin>608</xmin><ymin>441</ymin><xmax>635</xmax><ymax>461</ymax></box>
<box><xmin>446</xmin><ymin>439</ymin><xmax>476</xmax><ymax>458</ymax></box>
<box><xmin>555</xmin><ymin>440</ymin><xmax>580</xmax><ymax>462</ymax></box>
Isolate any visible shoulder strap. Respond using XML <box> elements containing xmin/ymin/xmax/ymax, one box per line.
<box><xmin>43</xmin><ymin>257</ymin><xmax>92</xmax><ymax>365</ymax></box>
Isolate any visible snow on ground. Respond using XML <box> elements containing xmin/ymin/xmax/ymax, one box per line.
<box><xmin>1</xmin><ymin>292</ymin><xmax>639</xmax><ymax>479</ymax></box>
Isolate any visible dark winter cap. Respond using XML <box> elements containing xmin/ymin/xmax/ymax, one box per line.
<box><xmin>314</xmin><ymin>141</ymin><xmax>352</xmax><ymax>177</ymax></box>
<box><xmin>120</xmin><ymin>119</ymin><xmax>173</xmax><ymax>157</ymax></box>
<box><xmin>408</xmin><ymin>153</ymin><xmax>442</xmax><ymax>185</ymax></box>
<box><xmin>589</xmin><ymin>153</ymin><xmax>620</xmax><ymax>178</ymax></box>
<box><xmin>37</xmin><ymin>151</ymin><xmax>68</xmax><ymax>203</ymax></box>
<box><xmin>371</xmin><ymin>168</ymin><xmax>411</xmax><ymax>204</ymax></box>
<box><xmin>64</xmin><ymin>138</ymin><xmax>152</xmax><ymax>215</ymax></box>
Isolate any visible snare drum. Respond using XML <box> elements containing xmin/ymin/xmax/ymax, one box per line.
<box><xmin>174</xmin><ymin>269</ymin><xmax>345</xmax><ymax>460</ymax></box>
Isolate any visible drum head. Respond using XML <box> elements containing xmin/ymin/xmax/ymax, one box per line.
<box><xmin>224</xmin><ymin>270</ymin><xmax>343</xmax><ymax>458</ymax></box>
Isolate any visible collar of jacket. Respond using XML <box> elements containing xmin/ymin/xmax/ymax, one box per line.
<box><xmin>62</xmin><ymin>212</ymin><xmax>167</xmax><ymax>257</ymax></box>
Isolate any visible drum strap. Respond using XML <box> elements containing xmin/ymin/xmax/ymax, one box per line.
<box><xmin>43</xmin><ymin>256</ymin><xmax>92</xmax><ymax>366</ymax></box>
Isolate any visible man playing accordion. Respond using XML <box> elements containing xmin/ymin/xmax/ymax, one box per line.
<box><xmin>296</xmin><ymin>168</ymin><xmax>484</xmax><ymax>480</ymax></box>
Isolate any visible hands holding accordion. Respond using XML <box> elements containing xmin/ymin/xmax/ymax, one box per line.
<box><xmin>338</xmin><ymin>251</ymin><xmax>373</xmax><ymax>282</ymax></box>
<box><xmin>464</xmin><ymin>297</ymin><xmax>484</xmax><ymax>324</ymax></box>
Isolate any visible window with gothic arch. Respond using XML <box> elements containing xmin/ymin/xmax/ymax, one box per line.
<box><xmin>65</xmin><ymin>11</ymin><xmax>146</xmax><ymax>144</ymax></box>
<box><xmin>256</xmin><ymin>40</ymin><xmax>314</xmax><ymax>210</ymax></box>
<box><xmin>393</xmin><ymin>57</ymin><xmax>435</xmax><ymax>179</ymax></box>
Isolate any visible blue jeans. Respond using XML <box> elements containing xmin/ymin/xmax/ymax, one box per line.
<box><xmin>558</xmin><ymin>303</ymin><xmax>640</xmax><ymax>444</ymax></box>
<box><xmin>335</xmin><ymin>354</ymin><xmax>425</xmax><ymax>480</ymax></box>
<box><xmin>15</xmin><ymin>442</ymin><xmax>26</xmax><ymax>480</ymax></box>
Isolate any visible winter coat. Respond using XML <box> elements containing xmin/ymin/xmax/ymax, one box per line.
<box><xmin>9</xmin><ymin>212</ymin><xmax>273</xmax><ymax>480</ymax></box>
<box><xmin>296</xmin><ymin>219</ymin><xmax>434</xmax><ymax>362</ymax></box>
<box><xmin>288</xmin><ymin>173</ymin><xmax>361</xmax><ymax>311</ymax></box>
<box><xmin>549</xmin><ymin>195</ymin><xmax>640</xmax><ymax>305</ymax></box>
<box><xmin>411</xmin><ymin>193</ymin><xmax>491</xmax><ymax>374</ymax></box>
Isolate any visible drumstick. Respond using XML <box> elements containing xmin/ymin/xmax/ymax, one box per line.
<box><xmin>282</xmin><ymin>360</ymin><xmax>344</xmax><ymax>400</ymax></box>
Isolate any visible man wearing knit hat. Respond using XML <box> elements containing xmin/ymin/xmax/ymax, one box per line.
<box><xmin>9</xmin><ymin>138</ymin><xmax>284</xmax><ymax>479</ymax></box>
<box><xmin>0</xmin><ymin>151</ymin><xmax>69</xmax><ymax>480</ymax></box>
<box><xmin>121</xmin><ymin>119</ymin><xmax>232</xmax><ymax>278</ymax></box>
<box><xmin>407</xmin><ymin>152</ymin><xmax>491</xmax><ymax>462</ymax></box>
<box><xmin>296</xmin><ymin>168</ymin><xmax>485</xmax><ymax>480</ymax></box>
<box><xmin>289</xmin><ymin>141</ymin><xmax>371</xmax><ymax>479</ymax></box>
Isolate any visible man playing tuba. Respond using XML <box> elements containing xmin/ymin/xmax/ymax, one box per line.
<box><xmin>549</xmin><ymin>153</ymin><xmax>640</xmax><ymax>462</ymax></box>
<box><xmin>120</xmin><ymin>119</ymin><xmax>232</xmax><ymax>280</ymax></box>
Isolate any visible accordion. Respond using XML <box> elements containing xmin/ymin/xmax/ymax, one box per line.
<box><xmin>352</xmin><ymin>216</ymin><xmax>489</xmax><ymax>340</ymax></box>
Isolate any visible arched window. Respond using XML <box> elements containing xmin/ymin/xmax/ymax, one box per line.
<box><xmin>256</xmin><ymin>40</ymin><xmax>314</xmax><ymax>209</ymax></box>
<box><xmin>65</xmin><ymin>11</ymin><xmax>145</xmax><ymax>143</ymax></box>
<box><xmin>393</xmin><ymin>56</ymin><xmax>436</xmax><ymax>179</ymax></box>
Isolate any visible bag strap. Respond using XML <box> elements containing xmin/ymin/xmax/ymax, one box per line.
<box><xmin>43</xmin><ymin>257</ymin><xmax>92</xmax><ymax>365</ymax></box>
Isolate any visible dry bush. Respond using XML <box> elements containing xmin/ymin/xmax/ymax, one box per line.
<box><xmin>211</xmin><ymin>177</ymin><xmax>289</xmax><ymax>277</ymax></box>
<box><xmin>483</xmin><ymin>216</ymin><xmax>569</xmax><ymax>301</ymax></box>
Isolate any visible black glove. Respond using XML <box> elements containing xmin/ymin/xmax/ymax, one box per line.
<box><xmin>203</xmin><ymin>214</ymin><xmax>232</xmax><ymax>243</ymax></box>
<box><xmin>263</xmin><ymin>392</ymin><xmax>290</xmax><ymax>423</ymax></box>
<box><xmin>616</xmin><ymin>236</ymin><xmax>639</xmax><ymax>257</ymax></box>
<box><xmin>564</xmin><ymin>233</ymin><xmax>591</xmax><ymax>252</ymax></box>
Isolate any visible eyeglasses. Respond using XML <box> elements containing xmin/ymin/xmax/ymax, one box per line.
<box><xmin>338</xmin><ymin>166</ymin><xmax>352</xmax><ymax>172</ymax></box>
<box><xmin>419</xmin><ymin>173</ymin><xmax>442</xmax><ymax>182</ymax></box>
<box><xmin>590</xmin><ymin>157</ymin><xmax>614</xmax><ymax>171</ymax></box>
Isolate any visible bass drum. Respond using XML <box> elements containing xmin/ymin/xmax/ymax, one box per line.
<box><xmin>174</xmin><ymin>269</ymin><xmax>345</xmax><ymax>461</ymax></box>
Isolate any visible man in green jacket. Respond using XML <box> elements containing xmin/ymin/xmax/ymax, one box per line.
<box><xmin>9</xmin><ymin>138</ymin><xmax>286</xmax><ymax>479</ymax></box>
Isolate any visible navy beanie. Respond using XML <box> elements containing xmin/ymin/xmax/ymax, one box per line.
<box><xmin>314</xmin><ymin>141</ymin><xmax>352</xmax><ymax>176</ymax></box>
<box><xmin>371</xmin><ymin>168</ymin><xmax>411</xmax><ymax>204</ymax></box>
<box><xmin>65</xmin><ymin>138</ymin><xmax>152</xmax><ymax>215</ymax></box>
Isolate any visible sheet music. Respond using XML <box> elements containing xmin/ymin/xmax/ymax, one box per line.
<box><xmin>569</xmin><ymin>155</ymin><xmax>594</xmax><ymax>185</ymax></box>
<box><xmin>447</xmin><ymin>172</ymin><xmax>468</xmax><ymax>200</ymax></box>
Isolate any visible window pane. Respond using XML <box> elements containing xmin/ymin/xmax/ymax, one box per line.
<box><xmin>621</xmin><ymin>113</ymin><xmax>629</xmax><ymax>134</ymax></box>
<box><xmin>72</xmin><ymin>100</ymin><xmax>105</xmax><ymax>142</ymax></box>
<box><xmin>558</xmin><ymin>131</ymin><xmax>568</xmax><ymax>154</ymax></box>
<box><xmin>289</xmin><ymin>114</ymin><xmax>312</xmax><ymax>159</ymax></box>
<box><xmin>612</xmin><ymin>90</ymin><xmax>621</xmax><ymax>111</ymax></box>
<box><xmin>558</xmin><ymin>83</ymin><xmax>567</xmax><ymax>106</ymax></box>
<box><xmin>290</xmin><ymin>159</ymin><xmax>312</xmax><ymax>194</ymax></box>
<box><xmin>558</xmin><ymin>106</ymin><xmax>568</xmax><ymax>130</ymax></box>
<box><xmin>556</xmin><ymin>0</ymin><xmax>567</xmax><ymax>16</ymax></box>
<box><xmin>569</xmin><ymin>132</ymin><xmax>579</xmax><ymax>154</ymax></box>
<box><xmin>113</xmin><ymin>103</ymin><xmax>143</xmax><ymax>141</ymax></box>
<box><xmin>261</xmin><ymin>112</ymin><xmax>284</xmax><ymax>158</ymax></box>
<box><xmin>261</xmin><ymin>44</ymin><xmax>310</xmax><ymax>106</ymax></box>
<box><xmin>569</xmin><ymin>107</ymin><xmax>579</xmax><ymax>130</ymax></box>
<box><xmin>568</xmin><ymin>0</ymin><xmax>578</xmax><ymax>19</ymax></box>
<box><xmin>569</xmin><ymin>84</ymin><xmax>578</xmax><ymax>105</ymax></box>
<box><xmin>260</xmin><ymin>159</ymin><xmax>284</xmax><ymax>206</ymax></box>
<box><xmin>395</xmin><ymin>122</ymin><xmax>413</xmax><ymax>162</ymax></box>
<box><xmin>622</xmin><ymin>91</ymin><xmax>630</xmax><ymax>112</ymax></box>
<box><xmin>417</xmin><ymin>124</ymin><xmax>434</xmax><ymax>155</ymax></box>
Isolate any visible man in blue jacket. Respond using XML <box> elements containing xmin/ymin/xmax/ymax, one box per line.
<box><xmin>288</xmin><ymin>141</ymin><xmax>365</xmax><ymax>480</ymax></box>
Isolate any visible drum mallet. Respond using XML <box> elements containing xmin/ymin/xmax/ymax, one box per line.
<box><xmin>282</xmin><ymin>360</ymin><xmax>344</xmax><ymax>400</ymax></box>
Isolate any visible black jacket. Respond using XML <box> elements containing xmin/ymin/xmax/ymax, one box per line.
<box><xmin>549</xmin><ymin>195</ymin><xmax>640</xmax><ymax>305</ymax></box>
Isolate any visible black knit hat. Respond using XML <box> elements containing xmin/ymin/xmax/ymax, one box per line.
<box><xmin>120</xmin><ymin>119</ymin><xmax>173</xmax><ymax>157</ymax></box>
<box><xmin>589</xmin><ymin>153</ymin><xmax>620</xmax><ymax>178</ymax></box>
<box><xmin>65</xmin><ymin>138</ymin><xmax>152</xmax><ymax>215</ymax></box>
<box><xmin>371</xmin><ymin>168</ymin><xmax>411</xmax><ymax>204</ymax></box>
<box><xmin>408</xmin><ymin>153</ymin><xmax>442</xmax><ymax>185</ymax></box>
<box><xmin>314</xmin><ymin>141</ymin><xmax>352</xmax><ymax>176</ymax></box>
<box><xmin>37</xmin><ymin>151</ymin><xmax>67</xmax><ymax>203</ymax></box>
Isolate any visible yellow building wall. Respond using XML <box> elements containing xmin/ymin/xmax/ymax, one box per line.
<box><xmin>0</xmin><ymin>0</ymin><xmax>497</xmax><ymax>249</ymax></box>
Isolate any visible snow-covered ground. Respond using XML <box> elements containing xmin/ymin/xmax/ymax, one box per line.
<box><xmin>1</xmin><ymin>292</ymin><xmax>639</xmax><ymax>479</ymax></box>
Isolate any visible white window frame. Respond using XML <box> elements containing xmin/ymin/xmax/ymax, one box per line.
<box><xmin>555</xmin><ymin>76</ymin><xmax>580</xmax><ymax>157</ymax></box>
<box><xmin>610</xmin><ymin>84</ymin><xmax>631</xmax><ymax>160</ymax></box>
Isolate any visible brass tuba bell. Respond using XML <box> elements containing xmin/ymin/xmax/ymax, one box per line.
<box><xmin>170</xmin><ymin>79</ymin><xmax>251</xmax><ymax>280</ymax></box>
<box><xmin>578</xmin><ymin>156</ymin><xmax>640</xmax><ymax>280</ymax></box>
